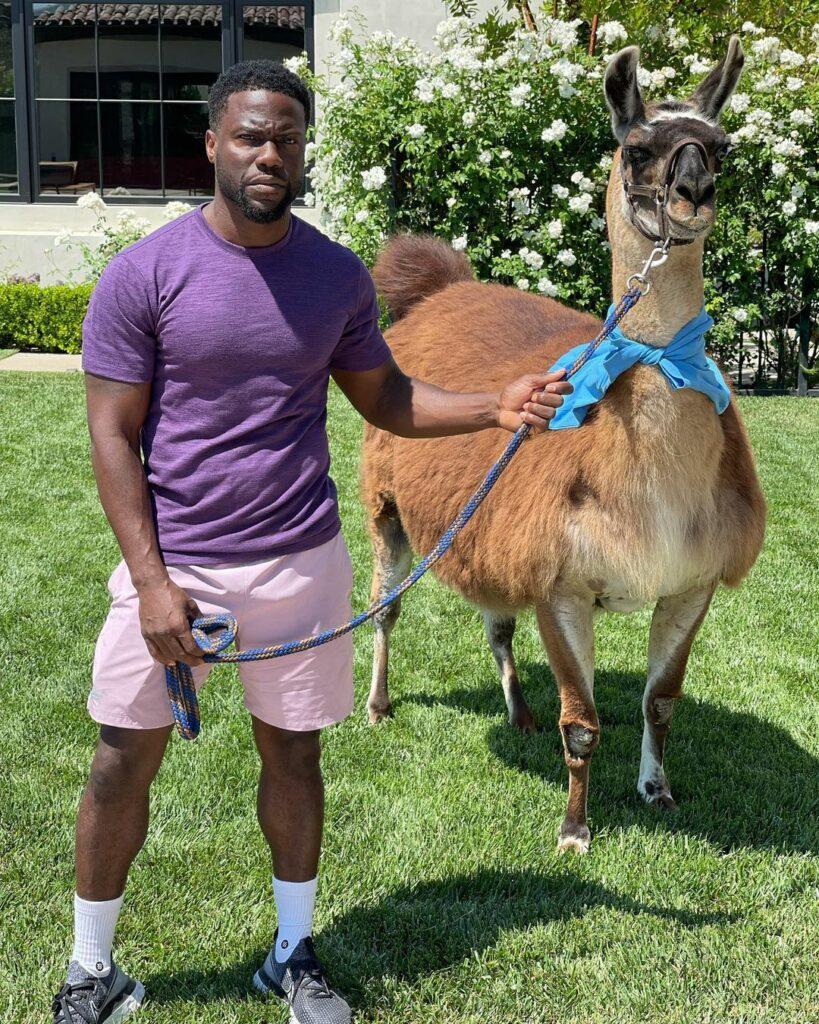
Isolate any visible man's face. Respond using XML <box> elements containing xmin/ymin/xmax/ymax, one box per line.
<box><xmin>206</xmin><ymin>89</ymin><xmax>306</xmax><ymax>224</ymax></box>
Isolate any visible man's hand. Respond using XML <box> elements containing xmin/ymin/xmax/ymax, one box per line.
<box><xmin>496</xmin><ymin>368</ymin><xmax>573</xmax><ymax>433</ymax></box>
<box><xmin>136</xmin><ymin>576</ymin><xmax>205</xmax><ymax>667</ymax></box>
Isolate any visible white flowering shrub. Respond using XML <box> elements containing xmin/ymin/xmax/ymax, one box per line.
<box><xmin>47</xmin><ymin>194</ymin><xmax>193</xmax><ymax>283</ymax></box>
<box><xmin>301</xmin><ymin>13</ymin><xmax>819</xmax><ymax>386</ymax></box>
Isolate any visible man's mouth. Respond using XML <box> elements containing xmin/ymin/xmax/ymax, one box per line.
<box><xmin>246</xmin><ymin>180</ymin><xmax>287</xmax><ymax>194</ymax></box>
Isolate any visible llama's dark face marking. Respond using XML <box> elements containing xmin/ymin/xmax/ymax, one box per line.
<box><xmin>622</xmin><ymin>110</ymin><xmax>731</xmax><ymax>240</ymax></box>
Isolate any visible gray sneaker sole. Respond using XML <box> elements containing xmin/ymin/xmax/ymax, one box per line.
<box><xmin>105</xmin><ymin>981</ymin><xmax>145</xmax><ymax>1023</ymax></box>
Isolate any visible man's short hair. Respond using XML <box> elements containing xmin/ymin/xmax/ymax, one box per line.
<box><xmin>208</xmin><ymin>60</ymin><xmax>311</xmax><ymax>131</ymax></box>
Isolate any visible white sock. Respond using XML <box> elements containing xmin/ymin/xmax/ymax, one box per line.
<box><xmin>71</xmin><ymin>892</ymin><xmax>124</xmax><ymax>977</ymax></box>
<box><xmin>273</xmin><ymin>875</ymin><xmax>317</xmax><ymax>963</ymax></box>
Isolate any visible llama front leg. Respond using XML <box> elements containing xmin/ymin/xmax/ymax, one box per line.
<box><xmin>367</xmin><ymin>510</ymin><xmax>412</xmax><ymax>725</ymax></box>
<box><xmin>536</xmin><ymin>591</ymin><xmax>597</xmax><ymax>854</ymax></box>
<box><xmin>482</xmin><ymin>612</ymin><xmax>536</xmax><ymax>732</ymax></box>
<box><xmin>639</xmin><ymin>582</ymin><xmax>716</xmax><ymax>809</ymax></box>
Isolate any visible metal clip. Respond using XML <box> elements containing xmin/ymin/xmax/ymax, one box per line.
<box><xmin>626</xmin><ymin>237</ymin><xmax>671</xmax><ymax>295</ymax></box>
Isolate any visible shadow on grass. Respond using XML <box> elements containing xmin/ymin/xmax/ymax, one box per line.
<box><xmin>400</xmin><ymin>661</ymin><xmax>819</xmax><ymax>856</ymax></box>
<box><xmin>141</xmin><ymin>867</ymin><xmax>732</xmax><ymax>1008</ymax></box>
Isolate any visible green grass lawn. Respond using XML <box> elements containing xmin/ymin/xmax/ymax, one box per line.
<box><xmin>1</xmin><ymin>375</ymin><xmax>817</xmax><ymax>1024</ymax></box>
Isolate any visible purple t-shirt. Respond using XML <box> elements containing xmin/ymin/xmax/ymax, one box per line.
<box><xmin>81</xmin><ymin>205</ymin><xmax>392</xmax><ymax>565</ymax></box>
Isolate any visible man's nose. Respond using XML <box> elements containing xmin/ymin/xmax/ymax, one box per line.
<box><xmin>256</xmin><ymin>141</ymin><xmax>286</xmax><ymax>170</ymax></box>
<box><xmin>672</xmin><ymin>146</ymin><xmax>715</xmax><ymax>212</ymax></box>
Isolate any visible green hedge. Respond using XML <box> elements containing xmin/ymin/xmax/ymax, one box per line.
<box><xmin>0</xmin><ymin>282</ymin><xmax>93</xmax><ymax>355</ymax></box>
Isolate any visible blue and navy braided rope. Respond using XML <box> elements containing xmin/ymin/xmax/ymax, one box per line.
<box><xmin>166</xmin><ymin>285</ymin><xmax>644</xmax><ymax>739</ymax></box>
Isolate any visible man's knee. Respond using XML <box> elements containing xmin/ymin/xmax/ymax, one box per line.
<box><xmin>87</xmin><ymin>724</ymin><xmax>170</xmax><ymax>799</ymax></box>
<box><xmin>253</xmin><ymin>719</ymin><xmax>321</xmax><ymax>776</ymax></box>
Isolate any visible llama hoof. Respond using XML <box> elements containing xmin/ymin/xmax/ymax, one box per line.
<box><xmin>367</xmin><ymin>703</ymin><xmax>392</xmax><ymax>725</ymax></box>
<box><xmin>509</xmin><ymin>705</ymin><xmax>538</xmax><ymax>734</ymax></box>
<box><xmin>557</xmin><ymin>823</ymin><xmax>591</xmax><ymax>854</ymax></box>
<box><xmin>639</xmin><ymin>778</ymin><xmax>678</xmax><ymax>811</ymax></box>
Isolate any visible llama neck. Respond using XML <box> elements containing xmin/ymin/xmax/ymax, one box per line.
<box><xmin>606</xmin><ymin>165</ymin><xmax>705</xmax><ymax>347</ymax></box>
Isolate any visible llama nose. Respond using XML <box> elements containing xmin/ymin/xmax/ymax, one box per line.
<box><xmin>672</xmin><ymin>147</ymin><xmax>715</xmax><ymax>212</ymax></box>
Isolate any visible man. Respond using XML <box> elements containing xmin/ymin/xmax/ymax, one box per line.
<box><xmin>52</xmin><ymin>60</ymin><xmax>571</xmax><ymax>1023</ymax></box>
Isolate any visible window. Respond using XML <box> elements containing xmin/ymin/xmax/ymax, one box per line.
<box><xmin>5</xmin><ymin>1</ymin><xmax>312</xmax><ymax>202</ymax></box>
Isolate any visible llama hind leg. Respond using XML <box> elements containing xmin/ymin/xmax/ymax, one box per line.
<box><xmin>367</xmin><ymin>508</ymin><xmax>412</xmax><ymax>725</ymax></box>
<box><xmin>639</xmin><ymin>583</ymin><xmax>716</xmax><ymax>810</ymax></box>
<box><xmin>536</xmin><ymin>591</ymin><xmax>597</xmax><ymax>854</ymax></box>
<box><xmin>482</xmin><ymin>612</ymin><xmax>536</xmax><ymax>733</ymax></box>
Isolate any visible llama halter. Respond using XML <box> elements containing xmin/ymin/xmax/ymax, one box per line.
<box><xmin>165</xmin><ymin>248</ymin><xmax>670</xmax><ymax>740</ymax></box>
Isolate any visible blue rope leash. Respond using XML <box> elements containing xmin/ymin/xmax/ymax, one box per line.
<box><xmin>165</xmin><ymin>285</ymin><xmax>644</xmax><ymax>739</ymax></box>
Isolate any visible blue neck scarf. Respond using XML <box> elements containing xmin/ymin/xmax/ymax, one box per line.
<box><xmin>548</xmin><ymin>305</ymin><xmax>731</xmax><ymax>430</ymax></box>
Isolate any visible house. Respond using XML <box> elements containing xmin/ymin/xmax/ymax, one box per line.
<box><xmin>0</xmin><ymin>0</ymin><xmax>494</xmax><ymax>281</ymax></box>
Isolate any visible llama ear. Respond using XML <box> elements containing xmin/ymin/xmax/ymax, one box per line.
<box><xmin>604</xmin><ymin>46</ymin><xmax>645</xmax><ymax>145</ymax></box>
<box><xmin>690</xmin><ymin>35</ymin><xmax>745</xmax><ymax>120</ymax></box>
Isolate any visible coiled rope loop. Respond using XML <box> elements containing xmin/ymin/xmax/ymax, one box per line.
<box><xmin>166</xmin><ymin>283</ymin><xmax>644</xmax><ymax>739</ymax></box>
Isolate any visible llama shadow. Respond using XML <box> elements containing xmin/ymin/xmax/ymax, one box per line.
<box><xmin>399</xmin><ymin>661</ymin><xmax>819</xmax><ymax>856</ymax></box>
<box><xmin>141</xmin><ymin>868</ymin><xmax>732</xmax><ymax>1009</ymax></box>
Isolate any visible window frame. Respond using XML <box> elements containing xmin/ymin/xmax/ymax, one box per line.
<box><xmin>4</xmin><ymin>0</ymin><xmax>313</xmax><ymax>204</ymax></box>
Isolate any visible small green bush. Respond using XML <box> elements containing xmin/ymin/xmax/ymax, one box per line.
<box><xmin>0</xmin><ymin>282</ymin><xmax>93</xmax><ymax>355</ymax></box>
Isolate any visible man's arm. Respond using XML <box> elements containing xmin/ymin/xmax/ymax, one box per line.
<box><xmin>85</xmin><ymin>373</ymin><xmax>204</xmax><ymax>667</ymax></box>
<box><xmin>331</xmin><ymin>358</ymin><xmax>572</xmax><ymax>437</ymax></box>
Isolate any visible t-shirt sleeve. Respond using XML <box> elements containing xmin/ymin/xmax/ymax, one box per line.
<box><xmin>329</xmin><ymin>259</ymin><xmax>393</xmax><ymax>372</ymax></box>
<box><xmin>81</xmin><ymin>255</ymin><xmax>157</xmax><ymax>383</ymax></box>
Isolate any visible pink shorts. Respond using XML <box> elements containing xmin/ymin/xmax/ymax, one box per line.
<box><xmin>88</xmin><ymin>531</ymin><xmax>355</xmax><ymax>732</ymax></box>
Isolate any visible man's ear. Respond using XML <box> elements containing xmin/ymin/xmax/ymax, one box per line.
<box><xmin>690</xmin><ymin>35</ymin><xmax>745</xmax><ymax>120</ymax></box>
<box><xmin>205</xmin><ymin>128</ymin><xmax>216</xmax><ymax>165</ymax></box>
<box><xmin>604</xmin><ymin>45</ymin><xmax>646</xmax><ymax>145</ymax></box>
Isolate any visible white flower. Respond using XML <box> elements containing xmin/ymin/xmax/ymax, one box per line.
<box><xmin>773</xmin><ymin>138</ymin><xmax>804</xmax><ymax>158</ymax></box>
<box><xmin>591</xmin><ymin>215</ymin><xmax>606</xmax><ymax>231</ymax></box>
<box><xmin>598</xmin><ymin>153</ymin><xmax>613</xmax><ymax>170</ymax></box>
<box><xmin>509</xmin><ymin>83</ymin><xmax>532</xmax><ymax>107</ymax></box>
<box><xmin>53</xmin><ymin>228</ymin><xmax>73</xmax><ymax>247</ymax></box>
<box><xmin>552</xmin><ymin>184</ymin><xmax>569</xmax><ymax>199</ymax></box>
<box><xmin>790</xmin><ymin>108</ymin><xmax>814</xmax><ymax>127</ymax></box>
<box><xmin>516</xmin><ymin>277</ymin><xmax>531</xmax><ymax>290</ymax></box>
<box><xmin>304</xmin><ymin>142</ymin><xmax>317</xmax><ymax>162</ymax></box>
<box><xmin>569</xmin><ymin>194</ymin><xmax>592</xmax><ymax>214</ymax></box>
<box><xmin>751</xmin><ymin>36</ymin><xmax>781</xmax><ymax>62</ymax></box>
<box><xmin>77</xmin><ymin>190</ymin><xmax>106</xmax><ymax>214</ymax></box>
<box><xmin>408</xmin><ymin>123</ymin><xmax>426</xmax><ymax>138</ymax></box>
<box><xmin>730</xmin><ymin>93</ymin><xmax>750</xmax><ymax>113</ymax></box>
<box><xmin>452</xmin><ymin>234</ymin><xmax>468</xmax><ymax>251</ymax></box>
<box><xmin>570</xmin><ymin>170</ymin><xmax>583</xmax><ymax>184</ymax></box>
<box><xmin>354</xmin><ymin>209</ymin><xmax>369</xmax><ymax>223</ymax></box>
<box><xmin>415</xmin><ymin>78</ymin><xmax>435</xmax><ymax>103</ymax></box>
<box><xmin>557</xmin><ymin>248</ymin><xmax>576</xmax><ymax>266</ymax></box>
<box><xmin>772</xmin><ymin>162</ymin><xmax>788</xmax><ymax>177</ymax></box>
<box><xmin>446</xmin><ymin>197</ymin><xmax>457</xmax><ymax>208</ymax></box>
<box><xmin>636</xmin><ymin>66</ymin><xmax>652</xmax><ymax>88</ymax></box>
<box><xmin>441</xmin><ymin>82</ymin><xmax>460</xmax><ymax>99</ymax></box>
<box><xmin>550</xmin><ymin>57</ymin><xmax>585</xmax><ymax>84</ymax></box>
<box><xmin>478</xmin><ymin>150</ymin><xmax>492</xmax><ymax>165</ymax></box>
<box><xmin>755</xmin><ymin>72</ymin><xmax>778</xmax><ymax>92</ymax></box>
<box><xmin>521</xmin><ymin>248</ymin><xmax>544</xmax><ymax>270</ymax></box>
<box><xmin>500</xmin><ymin>249</ymin><xmax>512</xmax><ymax>259</ymax></box>
<box><xmin>782</xmin><ymin>199</ymin><xmax>797</xmax><ymax>215</ymax></box>
<box><xmin>666</xmin><ymin>24</ymin><xmax>688</xmax><ymax>50</ymax></box>
<box><xmin>598</xmin><ymin>21</ymin><xmax>627</xmax><ymax>47</ymax></box>
<box><xmin>804</xmin><ymin>220</ymin><xmax>819</xmax><ymax>234</ymax></box>
<box><xmin>558</xmin><ymin>82</ymin><xmax>577</xmax><ymax>99</ymax></box>
<box><xmin>499</xmin><ymin>149</ymin><xmax>512</xmax><ymax>160</ymax></box>
<box><xmin>361</xmin><ymin>166</ymin><xmax>387</xmax><ymax>191</ymax></box>
<box><xmin>163</xmin><ymin>200</ymin><xmax>192</xmax><ymax>221</ymax></box>
<box><xmin>283</xmin><ymin>53</ymin><xmax>309</xmax><ymax>76</ymax></box>
<box><xmin>786</xmin><ymin>76</ymin><xmax>804</xmax><ymax>91</ymax></box>
<box><xmin>689</xmin><ymin>56</ymin><xmax>711</xmax><ymax>75</ymax></box>
<box><xmin>741</xmin><ymin>21</ymin><xmax>764</xmax><ymax>35</ymax></box>
<box><xmin>779</xmin><ymin>48</ymin><xmax>805</xmax><ymax>68</ymax></box>
<box><xmin>792</xmin><ymin>183</ymin><xmax>805</xmax><ymax>199</ymax></box>
<box><xmin>645</xmin><ymin>25</ymin><xmax>663</xmax><ymax>42</ymax></box>
<box><xmin>537</xmin><ymin>277</ymin><xmax>558</xmax><ymax>296</ymax></box>
<box><xmin>541</xmin><ymin>118</ymin><xmax>568</xmax><ymax>143</ymax></box>
<box><xmin>732</xmin><ymin>307</ymin><xmax>748</xmax><ymax>322</ymax></box>
<box><xmin>462</xmin><ymin>110</ymin><xmax>477</xmax><ymax>127</ymax></box>
<box><xmin>302</xmin><ymin>192</ymin><xmax>315</xmax><ymax>207</ymax></box>
<box><xmin>547</xmin><ymin>219</ymin><xmax>563</xmax><ymax>239</ymax></box>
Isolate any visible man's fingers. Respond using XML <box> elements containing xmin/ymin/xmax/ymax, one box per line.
<box><xmin>525</xmin><ymin>394</ymin><xmax>563</xmax><ymax>411</ymax></box>
<box><xmin>529</xmin><ymin>369</ymin><xmax>567</xmax><ymax>387</ymax></box>
<box><xmin>521</xmin><ymin>410</ymin><xmax>553</xmax><ymax>430</ymax></box>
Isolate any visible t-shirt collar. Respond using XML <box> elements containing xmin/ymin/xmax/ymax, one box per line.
<box><xmin>194</xmin><ymin>202</ymin><xmax>296</xmax><ymax>259</ymax></box>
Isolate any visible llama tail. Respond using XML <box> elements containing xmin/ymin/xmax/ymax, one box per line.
<box><xmin>372</xmin><ymin>233</ymin><xmax>474</xmax><ymax>322</ymax></box>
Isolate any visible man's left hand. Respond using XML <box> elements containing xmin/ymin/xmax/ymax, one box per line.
<box><xmin>497</xmin><ymin>369</ymin><xmax>573</xmax><ymax>433</ymax></box>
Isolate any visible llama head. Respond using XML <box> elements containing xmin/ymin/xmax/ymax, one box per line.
<box><xmin>603</xmin><ymin>37</ymin><xmax>744</xmax><ymax>244</ymax></box>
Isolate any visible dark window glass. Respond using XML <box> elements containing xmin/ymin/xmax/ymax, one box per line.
<box><xmin>37</xmin><ymin>99</ymin><xmax>99</xmax><ymax>194</ymax></box>
<box><xmin>160</xmin><ymin>6</ymin><xmax>221</xmax><ymax>100</ymax></box>
<box><xmin>0</xmin><ymin>3</ymin><xmax>12</xmax><ymax>98</ymax></box>
<box><xmin>0</xmin><ymin>99</ymin><xmax>16</xmax><ymax>192</ymax></box>
<box><xmin>163</xmin><ymin>101</ymin><xmax>211</xmax><ymax>195</ymax></box>
<box><xmin>98</xmin><ymin>5</ymin><xmax>159</xmax><ymax>100</ymax></box>
<box><xmin>33</xmin><ymin>3</ymin><xmax>96</xmax><ymax>99</ymax></box>
<box><xmin>242</xmin><ymin>4</ymin><xmax>304</xmax><ymax>63</ymax></box>
<box><xmin>101</xmin><ymin>101</ymin><xmax>161</xmax><ymax>194</ymax></box>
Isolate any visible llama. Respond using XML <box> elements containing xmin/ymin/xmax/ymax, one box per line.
<box><xmin>360</xmin><ymin>39</ymin><xmax>766</xmax><ymax>853</ymax></box>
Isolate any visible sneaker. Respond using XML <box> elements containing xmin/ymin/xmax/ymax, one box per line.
<box><xmin>51</xmin><ymin>959</ymin><xmax>144</xmax><ymax>1023</ymax></box>
<box><xmin>253</xmin><ymin>933</ymin><xmax>351</xmax><ymax>1024</ymax></box>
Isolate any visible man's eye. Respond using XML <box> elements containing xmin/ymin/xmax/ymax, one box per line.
<box><xmin>241</xmin><ymin>134</ymin><xmax>261</xmax><ymax>143</ymax></box>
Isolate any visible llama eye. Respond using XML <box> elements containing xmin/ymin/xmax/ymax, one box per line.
<box><xmin>716</xmin><ymin>142</ymin><xmax>732</xmax><ymax>162</ymax></box>
<box><xmin>626</xmin><ymin>146</ymin><xmax>651</xmax><ymax>164</ymax></box>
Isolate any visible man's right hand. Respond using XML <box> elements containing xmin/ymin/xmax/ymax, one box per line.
<box><xmin>136</xmin><ymin>575</ymin><xmax>205</xmax><ymax>667</ymax></box>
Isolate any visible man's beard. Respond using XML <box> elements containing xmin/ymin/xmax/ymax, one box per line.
<box><xmin>215</xmin><ymin>163</ymin><xmax>301</xmax><ymax>223</ymax></box>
